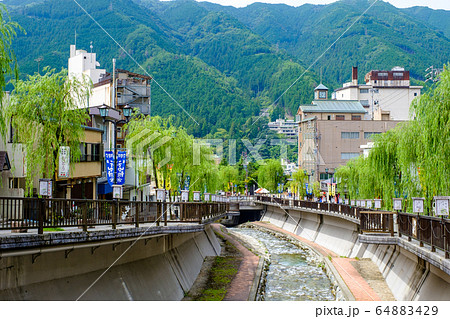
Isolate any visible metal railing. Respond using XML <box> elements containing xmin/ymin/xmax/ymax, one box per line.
<box><xmin>360</xmin><ymin>211</ymin><xmax>395</xmax><ymax>236</ymax></box>
<box><xmin>254</xmin><ymin>195</ymin><xmax>449</xmax><ymax>258</ymax></box>
<box><xmin>398</xmin><ymin>212</ymin><xmax>449</xmax><ymax>258</ymax></box>
<box><xmin>255</xmin><ymin>195</ymin><xmax>364</xmax><ymax>219</ymax></box>
<box><xmin>0</xmin><ymin>197</ymin><xmax>228</xmax><ymax>234</ymax></box>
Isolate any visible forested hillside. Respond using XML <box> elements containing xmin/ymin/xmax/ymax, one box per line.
<box><xmin>4</xmin><ymin>0</ymin><xmax>450</xmax><ymax>144</ymax></box>
<box><xmin>196</xmin><ymin>0</ymin><xmax>450</xmax><ymax>85</ymax></box>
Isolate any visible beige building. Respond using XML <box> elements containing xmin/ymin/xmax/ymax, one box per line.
<box><xmin>333</xmin><ymin>67</ymin><xmax>422</xmax><ymax>121</ymax></box>
<box><xmin>297</xmin><ymin>85</ymin><xmax>401</xmax><ymax>182</ymax></box>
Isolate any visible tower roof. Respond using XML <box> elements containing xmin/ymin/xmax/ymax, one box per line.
<box><xmin>315</xmin><ymin>83</ymin><xmax>328</xmax><ymax>91</ymax></box>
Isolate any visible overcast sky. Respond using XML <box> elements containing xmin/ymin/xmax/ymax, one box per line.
<box><xmin>189</xmin><ymin>0</ymin><xmax>450</xmax><ymax>10</ymax></box>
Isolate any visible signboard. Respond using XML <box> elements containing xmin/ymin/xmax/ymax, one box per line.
<box><xmin>434</xmin><ymin>197</ymin><xmax>449</xmax><ymax>216</ymax></box>
<box><xmin>116</xmin><ymin>151</ymin><xmax>127</xmax><ymax>186</ymax></box>
<box><xmin>193</xmin><ymin>191</ymin><xmax>201</xmax><ymax>202</ymax></box>
<box><xmin>413</xmin><ymin>198</ymin><xmax>424</xmax><ymax>214</ymax></box>
<box><xmin>331</xmin><ymin>183</ymin><xmax>336</xmax><ymax>196</ymax></box>
<box><xmin>113</xmin><ymin>185</ymin><xmax>123</xmax><ymax>199</ymax></box>
<box><xmin>39</xmin><ymin>179</ymin><xmax>52</xmax><ymax>197</ymax></box>
<box><xmin>156</xmin><ymin>188</ymin><xmax>165</xmax><ymax>202</ymax></box>
<box><xmin>374</xmin><ymin>199</ymin><xmax>382</xmax><ymax>209</ymax></box>
<box><xmin>58</xmin><ymin>146</ymin><xmax>70</xmax><ymax>178</ymax></box>
<box><xmin>356</xmin><ymin>200</ymin><xmax>361</xmax><ymax>207</ymax></box>
<box><xmin>360</xmin><ymin>200</ymin><xmax>366</xmax><ymax>208</ymax></box>
<box><xmin>351</xmin><ymin>200</ymin><xmax>355</xmax><ymax>206</ymax></box>
<box><xmin>366</xmin><ymin>200</ymin><xmax>372</xmax><ymax>208</ymax></box>
<box><xmin>345</xmin><ymin>199</ymin><xmax>349</xmax><ymax>205</ymax></box>
<box><xmin>105</xmin><ymin>151</ymin><xmax>115</xmax><ymax>186</ymax></box>
<box><xmin>181</xmin><ymin>190</ymin><xmax>189</xmax><ymax>202</ymax></box>
<box><xmin>204</xmin><ymin>193</ymin><xmax>210</xmax><ymax>202</ymax></box>
<box><xmin>393</xmin><ymin>198</ymin><xmax>402</xmax><ymax>211</ymax></box>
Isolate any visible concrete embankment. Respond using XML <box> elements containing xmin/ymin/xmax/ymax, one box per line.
<box><xmin>0</xmin><ymin>225</ymin><xmax>220</xmax><ymax>300</ymax></box>
<box><xmin>261</xmin><ymin>204</ymin><xmax>450</xmax><ymax>301</ymax></box>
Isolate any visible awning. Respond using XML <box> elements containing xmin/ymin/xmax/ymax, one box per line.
<box><xmin>98</xmin><ymin>182</ymin><xmax>113</xmax><ymax>195</ymax></box>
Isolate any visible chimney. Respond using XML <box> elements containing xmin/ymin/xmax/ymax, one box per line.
<box><xmin>352</xmin><ymin>66</ymin><xmax>358</xmax><ymax>85</ymax></box>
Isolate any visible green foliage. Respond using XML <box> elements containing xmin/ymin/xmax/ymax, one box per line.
<box><xmin>0</xmin><ymin>3</ymin><xmax>21</xmax><ymax>134</ymax></box>
<box><xmin>5</xmin><ymin>67</ymin><xmax>90</xmax><ymax>196</ymax></box>
<box><xmin>335</xmin><ymin>66</ymin><xmax>450</xmax><ymax>212</ymax></box>
<box><xmin>125</xmin><ymin>115</ymin><xmax>219</xmax><ymax>194</ymax></box>
<box><xmin>257</xmin><ymin>159</ymin><xmax>284</xmax><ymax>192</ymax></box>
<box><xmin>288</xmin><ymin>169</ymin><xmax>307</xmax><ymax>197</ymax></box>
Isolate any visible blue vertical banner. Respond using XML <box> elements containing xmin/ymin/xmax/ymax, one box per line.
<box><xmin>105</xmin><ymin>151</ymin><xmax>115</xmax><ymax>186</ymax></box>
<box><xmin>184</xmin><ymin>175</ymin><xmax>191</xmax><ymax>190</ymax></box>
<box><xmin>116</xmin><ymin>151</ymin><xmax>127</xmax><ymax>185</ymax></box>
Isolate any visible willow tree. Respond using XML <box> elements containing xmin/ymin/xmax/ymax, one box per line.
<box><xmin>257</xmin><ymin>159</ymin><xmax>284</xmax><ymax>192</ymax></box>
<box><xmin>287</xmin><ymin>169</ymin><xmax>307</xmax><ymax>197</ymax></box>
<box><xmin>0</xmin><ymin>4</ymin><xmax>21</xmax><ymax>134</ymax></box>
<box><xmin>219</xmin><ymin>165</ymin><xmax>239</xmax><ymax>192</ymax></box>
<box><xmin>6</xmin><ymin>68</ymin><xmax>90</xmax><ymax>195</ymax></box>
<box><xmin>126</xmin><ymin>115</ymin><xmax>218</xmax><ymax>194</ymax></box>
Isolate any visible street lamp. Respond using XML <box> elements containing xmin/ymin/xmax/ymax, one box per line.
<box><xmin>99</xmin><ymin>104</ymin><xmax>132</xmax><ymax>199</ymax></box>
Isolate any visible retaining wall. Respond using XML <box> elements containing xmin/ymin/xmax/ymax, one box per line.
<box><xmin>261</xmin><ymin>205</ymin><xmax>450</xmax><ymax>301</ymax></box>
<box><xmin>0</xmin><ymin>225</ymin><xmax>220</xmax><ymax>300</ymax></box>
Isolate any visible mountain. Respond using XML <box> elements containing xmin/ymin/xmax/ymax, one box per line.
<box><xmin>3</xmin><ymin>0</ymin><xmax>450</xmax><ymax>143</ymax></box>
<box><xmin>195</xmin><ymin>0</ymin><xmax>450</xmax><ymax>84</ymax></box>
<box><xmin>402</xmin><ymin>6</ymin><xmax>450</xmax><ymax>39</ymax></box>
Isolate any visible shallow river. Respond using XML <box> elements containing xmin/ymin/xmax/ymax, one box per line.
<box><xmin>230</xmin><ymin>227</ymin><xmax>335</xmax><ymax>301</ymax></box>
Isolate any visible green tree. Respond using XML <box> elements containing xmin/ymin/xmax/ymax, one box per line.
<box><xmin>287</xmin><ymin>169</ymin><xmax>307</xmax><ymax>197</ymax></box>
<box><xmin>257</xmin><ymin>159</ymin><xmax>284</xmax><ymax>192</ymax></box>
<box><xmin>126</xmin><ymin>115</ymin><xmax>219</xmax><ymax>194</ymax></box>
<box><xmin>5</xmin><ymin>67</ymin><xmax>91</xmax><ymax>195</ymax></box>
<box><xmin>0</xmin><ymin>4</ymin><xmax>21</xmax><ymax>134</ymax></box>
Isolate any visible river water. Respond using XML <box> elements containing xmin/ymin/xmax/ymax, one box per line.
<box><xmin>229</xmin><ymin>227</ymin><xmax>335</xmax><ymax>301</ymax></box>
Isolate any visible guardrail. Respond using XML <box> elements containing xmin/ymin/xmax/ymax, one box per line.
<box><xmin>398</xmin><ymin>212</ymin><xmax>449</xmax><ymax>258</ymax></box>
<box><xmin>0</xmin><ymin>197</ymin><xmax>228</xmax><ymax>234</ymax></box>
<box><xmin>360</xmin><ymin>211</ymin><xmax>395</xmax><ymax>236</ymax></box>
<box><xmin>255</xmin><ymin>195</ymin><xmax>365</xmax><ymax>219</ymax></box>
<box><xmin>255</xmin><ymin>195</ymin><xmax>449</xmax><ymax>258</ymax></box>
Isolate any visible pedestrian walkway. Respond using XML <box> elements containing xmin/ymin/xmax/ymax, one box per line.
<box><xmin>252</xmin><ymin>221</ymin><xmax>385</xmax><ymax>301</ymax></box>
<box><xmin>211</xmin><ymin>224</ymin><xmax>260</xmax><ymax>301</ymax></box>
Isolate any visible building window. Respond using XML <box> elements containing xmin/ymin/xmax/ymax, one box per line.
<box><xmin>360</xmin><ymin>100</ymin><xmax>370</xmax><ymax>107</ymax></box>
<box><xmin>336</xmin><ymin>115</ymin><xmax>345</xmax><ymax>121</ymax></box>
<box><xmin>378</xmin><ymin>72</ymin><xmax>388</xmax><ymax>77</ymax></box>
<box><xmin>414</xmin><ymin>93</ymin><xmax>417</xmax><ymax>96</ymax></box>
<box><xmin>364</xmin><ymin>132</ymin><xmax>381</xmax><ymax>139</ymax></box>
<box><xmin>360</xmin><ymin>89</ymin><xmax>369</xmax><ymax>94</ymax></box>
<box><xmin>79</xmin><ymin>143</ymin><xmax>102</xmax><ymax>162</ymax></box>
<box><xmin>393</xmin><ymin>72</ymin><xmax>403</xmax><ymax>77</ymax></box>
<box><xmin>9</xmin><ymin>178</ymin><xmax>19</xmax><ymax>189</ymax></box>
<box><xmin>351</xmin><ymin>115</ymin><xmax>361</xmax><ymax>121</ymax></box>
<box><xmin>327</xmin><ymin>115</ymin><xmax>331</xmax><ymax>120</ymax></box>
<box><xmin>341</xmin><ymin>152</ymin><xmax>360</xmax><ymax>160</ymax></box>
<box><xmin>341</xmin><ymin>132</ymin><xmax>360</xmax><ymax>139</ymax></box>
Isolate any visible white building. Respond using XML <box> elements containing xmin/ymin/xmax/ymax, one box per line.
<box><xmin>68</xmin><ymin>45</ymin><xmax>154</xmax><ymax>200</ymax></box>
<box><xmin>333</xmin><ymin>67</ymin><xmax>422</xmax><ymax>121</ymax></box>
<box><xmin>68</xmin><ymin>45</ymin><xmax>106</xmax><ymax>86</ymax></box>
<box><xmin>268</xmin><ymin>118</ymin><xmax>299</xmax><ymax>138</ymax></box>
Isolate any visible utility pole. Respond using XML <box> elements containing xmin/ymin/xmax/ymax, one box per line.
<box><xmin>34</xmin><ymin>57</ymin><xmax>43</xmax><ymax>74</ymax></box>
<box><xmin>370</xmin><ymin>88</ymin><xmax>379</xmax><ymax>120</ymax></box>
<box><xmin>425</xmin><ymin>66</ymin><xmax>443</xmax><ymax>83</ymax></box>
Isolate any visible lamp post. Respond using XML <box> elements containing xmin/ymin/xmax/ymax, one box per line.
<box><xmin>99</xmin><ymin>104</ymin><xmax>132</xmax><ymax>199</ymax></box>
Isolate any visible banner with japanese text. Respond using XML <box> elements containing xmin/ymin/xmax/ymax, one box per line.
<box><xmin>105</xmin><ymin>151</ymin><xmax>115</xmax><ymax>186</ymax></box>
<box><xmin>116</xmin><ymin>151</ymin><xmax>127</xmax><ymax>185</ymax></box>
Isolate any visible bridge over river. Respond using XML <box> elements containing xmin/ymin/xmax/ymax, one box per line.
<box><xmin>0</xmin><ymin>195</ymin><xmax>449</xmax><ymax>300</ymax></box>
